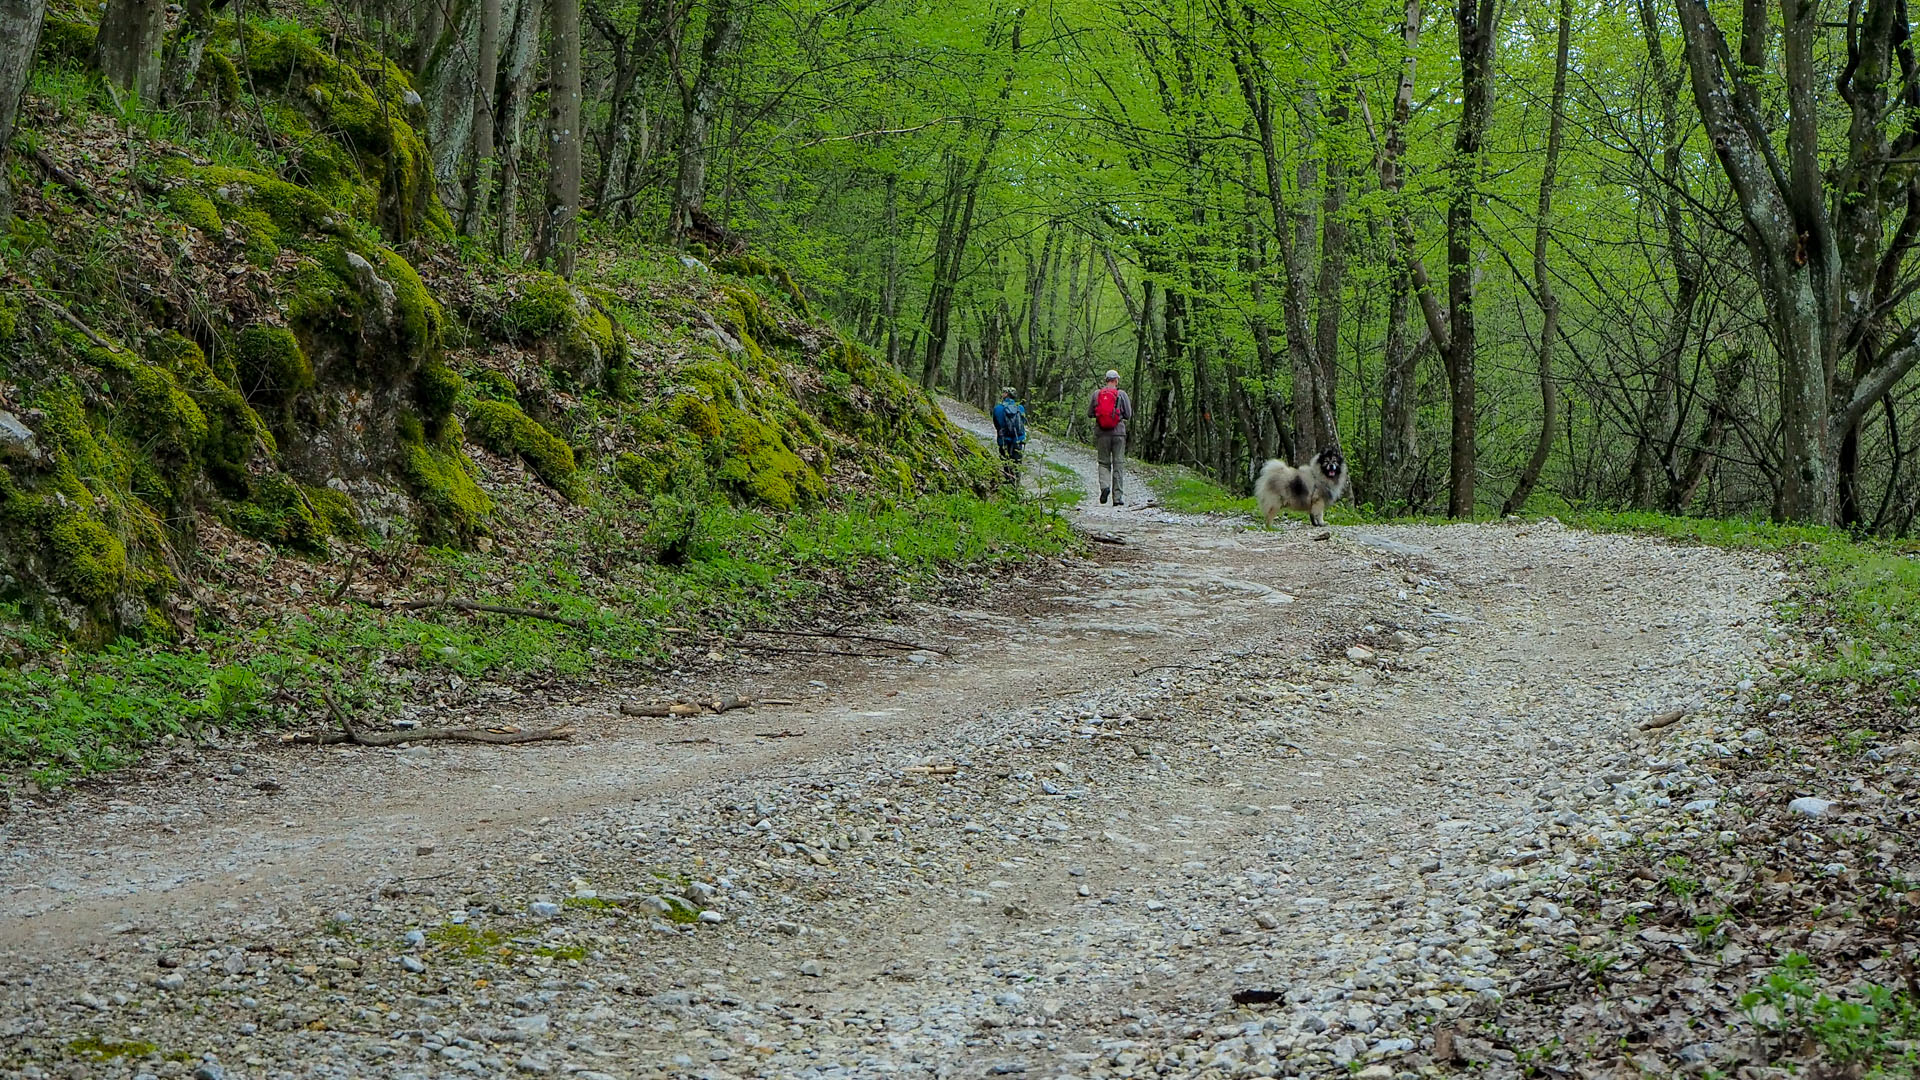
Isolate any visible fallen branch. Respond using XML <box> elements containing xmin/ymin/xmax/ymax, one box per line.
<box><xmin>903</xmin><ymin>764</ymin><xmax>959</xmax><ymax>776</ymax></box>
<box><xmin>741</xmin><ymin>626</ymin><xmax>949</xmax><ymax>656</ymax></box>
<box><xmin>285</xmin><ymin>725</ymin><xmax>575</xmax><ymax>747</ymax></box>
<box><xmin>384</xmin><ymin>598</ymin><xmax>590</xmax><ymax>630</ymax></box>
<box><xmin>20</xmin><ymin>284</ymin><xmax>125</xmax><ymax>354</ymax></box>
<box><xmin>284</xmin><ymin>699</ymin><xmax>574</xmax><ymax>746</ymax></box>
<box><xmin>1639</xmin><ymin>709</ymin><xmax>1687</xmax><ymax>731</ymax></box>
<box><xmin>620</xmin><ymin>702</ymin><xmax>702</xmax><ymax>718</ymax></box>
<box><xmin>31</xmin><ymin>148</ymin><xmax>106</xmax><ymax>207</ymax></box>
<box><xmin>1085</xmin><ymin>533</ymin><xmax>1127</xmax><ymax>545</ymax></box>
<box><xmin>755</xmin><ymin>729</ymin><xmax>806</xmax><ymax>738</ymax></box>
<box><xmin>327</xmin><ymin>551</ymin><xmax>361</xmax><ymax>605</ymax></box>
<box><xmin>733</xmin><ymin>642</ymin><xmax>898</xmax><ymax>659</ymax></box>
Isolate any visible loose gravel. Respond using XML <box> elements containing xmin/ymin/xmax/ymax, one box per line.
<box><xmin>0</xmin><ymin>412</ymin><xmax>1799</xmax><ymax>1080</ymax></box>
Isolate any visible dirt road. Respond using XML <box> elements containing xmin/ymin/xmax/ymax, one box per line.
<box><xmin>0</xmin><ymin>404</ymin><xmax>1788</xmax><ymax>1080</ymax></box>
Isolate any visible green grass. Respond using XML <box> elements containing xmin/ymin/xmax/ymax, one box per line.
<box><xmin>0</xmin><ymin>490</ymin><xmax>1074</xmax><ymax>787</ymax></box>
<box><xmin>1740</xmin><ymin>953</ymin><xmax>1920</xmax><ymax>1075</ymax></box>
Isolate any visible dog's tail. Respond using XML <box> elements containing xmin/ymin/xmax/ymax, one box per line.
<box><xmin>1256</xmin><ymin>458</ymin><xmax>1289</xmax><ymax>482</ymax></box>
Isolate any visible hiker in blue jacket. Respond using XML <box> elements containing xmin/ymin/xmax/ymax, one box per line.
<box><xmin>990</xmin><ymin>387</ymin><xmax>1028</xmax><ymax>477</ymax></box>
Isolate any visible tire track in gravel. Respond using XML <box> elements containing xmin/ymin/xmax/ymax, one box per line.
<box><xmin>0</xmin><ymin>404</ymin><xmax>1789</xmax><ymax>1080</ymax></box>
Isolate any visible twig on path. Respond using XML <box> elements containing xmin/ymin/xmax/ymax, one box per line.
<box><xmin>620</xmin><ymin>702</ymin><xmax>703</xmax><ymax>718</ymax></box>
<box><xmin>742</xmin><ymin>626</ymin><xmax>949</xmax><ymax>656</ymax></box>
<box><xmin>733</xmin><ymin>642</ymin><xmax>901</xmax><ymax>659</ymax></box>
<box><xmin>755</xmin><ymin>729</ymin><xmax>806</xmax><ymax>738</ymax></box>
<box><xmin>382</xmin><ymin>598</ymin><xmax>590</xmax><ymax>630</ymax></box>
<box><xmin>1638</xmin><ymin>708</ymin><xmax>1687</xmax><ymax>731</ymax></box>
<box><xmin>279</xmin><ymin>695</ymin><xmax>576</xmax><ymax>747</ymax></box>
<box><xmin>1084</xmin><ymin>533</ymin><xmax>1127</xmax><ymax>545</ymax></box>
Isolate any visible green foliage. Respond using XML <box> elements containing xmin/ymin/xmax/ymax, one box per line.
<box><xmin>465</xmin><ymin>400</ymin><xmax>578</xmax><ymax>495</ymax></box>
<box><xmin>1740</xmin><ymin>953</ymin><xmax>1920</xmax><ymax>1073</ymax></box>
<box><xmin>35</xmin><ymin>17</ymin><xmax>96</xmax><ymax>68</ymax></box>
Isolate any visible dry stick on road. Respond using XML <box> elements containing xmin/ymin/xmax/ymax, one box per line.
<box><xmin>381</xmin><ymin>598</ymin><xmax>590</xmax><ymax>629</ymax></box>
<box><xmin>740</xmin><ymin>626</ymin><xmax>950</xmax><ymax>655</ymax></box>
<box><xmin>1638</xmin><ymin>708</ymin><xmax>1687</xmax><ymax>731</ymax></box>
<box><xmin>279</xmin><ymin>696</ymin><xmax>576</xmax><ymax>747</ymax></box>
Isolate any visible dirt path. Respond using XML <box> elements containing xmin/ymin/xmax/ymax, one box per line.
<box><xmin>0</xmin><ymin>405</ymin><xmax>1790</xmax><ymax>1080</ymax></box>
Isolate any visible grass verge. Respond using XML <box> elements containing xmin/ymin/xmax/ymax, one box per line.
<box><xmin>0</xmin><ymin>491</ymin><xmax>1075</xmax><ymax>787</ymax></box>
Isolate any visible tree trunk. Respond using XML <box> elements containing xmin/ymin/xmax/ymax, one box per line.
<box><xmin>1502</xmin><ymin>0</ymin><xmax>1569</xmax><ymax>517</ymax></box>
<box><xmin>95</xmin><ymin>0</ymin><xmax>166</xmax><ymax>102</ymax></box>
<box><xmin>1445</xmin><ymin>0</ymin><xmax>1497</xmax><ymax>518</ymax></box>
<box><xmin>161</xmin><ymin>0</ymin><xmax>213</xmax><ymax>110</ymax></box>
<box><xmin>1667</xmin><ymin>348</ymin><xmax>1748</xmax><ymax>513</ymax></box>
<box><xmin>460</xmin><ymin>0</ymin><xmax>503</xmax><ymax>238</ymax></box>
<box><xmin>882</xmin><ymin>171</ymin><xmax>902</xmax><ymax>369</ymax></box>
<box><xmin>532</xmin><ymin>0</ymin><xmax>582</xmax><ymax>275</ymax></box>
<box><xmin>494</xmin><ymin>0</ymin><xmax>544</xmax><ymax>258</ymax></box>
<box><xmin>1370</xmin><ymin>0</ymin><xmax>1425</xmax><ymax>505</ymax></box>
<box><xmin>668</xmin><ymin>0</ymin><xmax>745</xmax><ymax>244</ymax></box>
<box><xmin>0</xmin><ymin>0</ymin><xmax>46</xmax><ymax>225</ymax></box>
<box><xmin>1311</xmin><ymin>90</ymin><xmax>1351</xmax><ymax>453</ymax></box>
<box><xmin>1627</xmin><ymin>0</ymin><xmax>1698</xmax><ymax>509</ymax></box>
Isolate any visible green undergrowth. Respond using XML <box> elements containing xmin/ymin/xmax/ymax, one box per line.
<box><xmin>0</xmin><ymin>491</ymin><xmax>1074</xmax><ymax>787</ymax></box>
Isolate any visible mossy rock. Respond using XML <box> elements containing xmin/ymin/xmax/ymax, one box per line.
<box><xmin>46</xmin><ymin>509</ymin><xmax>127</xmax><ymax>605</ymax></box>
<box><xmin>239</xmin><ymin>26</ymin><xmax>449</xmax><ymax>241</ymax></box>
<box><xmin>35</xmin><ymin>16</ymin><xmax>96</xmax><ymax>68</ymax></box>
<box><xmin>197</xmin><ymin>49</ymin><xmax>241</xmax><ymax>107</ymax></box>
<box><xmin>401</xmin><ymin>420</ymin><xmax>491</xmax><ymax>543</ymax></box>
<box><xmin>166</xmin><ymin>159</ymin><xmax>343</xmax><ymax>247</ymax></box>
<box><xmin>120</xmin><ymin>363</ymin><xmax>209</xmax><ymax>497</ymax></box>
<box><xmin>465</xmin><ymin>400</ymin><xmax>576</xmax><ymax>495</ymax></box>
<box><xmin>416</xmin><ymin>361</ymin><xmax>464</xmax><ymax>432</ymax></box>
<box><xmin>167</xmin><ymin>188</ymin><xmax>225</xmax><ymax>236</ymax></box>
<box><xmin>712</xmin><ymin>255</ymin><xmax>813</xmax><ymax>319</ymax></box>
<box><xmin>287</xmin><ymin>241</ymin><xmax>443</xmax><ymax>382</ymax></box>
<box><xmin>234</xmin><ymin>326</ymin><xmax>314</xmax><ymax>401</ymax></box>
<box><xmin>229</xmin><ymin>472</ymin><xmax>337</xmax><ymax>553</ymax></box>
<box><xmin>466</xmin><ymin>369</ymin><xmax>520</xmax><ymax>405</ymax></box>
<box><xmin>505</xmin><ymin>274</ymin><xmax>617</xmax><ymax>388</ymax></box>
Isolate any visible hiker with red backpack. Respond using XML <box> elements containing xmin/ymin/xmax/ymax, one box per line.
<box><xmin>1087</xmin><ymin>369</ymin><xmax>1133</xmax><ymax>505</ymax></box>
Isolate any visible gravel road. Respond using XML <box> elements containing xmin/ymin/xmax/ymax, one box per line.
<box><xmin>0</xmin><ymin>403</ymin><xmax>1795</xmax><ymax>1080</ymax></box>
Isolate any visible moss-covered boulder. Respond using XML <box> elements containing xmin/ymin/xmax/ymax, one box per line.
<box><xmin>465</xmin><ymin>400</ymin><xmax>576</xmax><ymax>496</ymax></box>
<box><xmin>240</xmin><ymin>25</ymin><xmax>449</xmax><ymax>241</ymax></box>
<box><xmin>505</xmin><ymin>273</ymin><xmax>623</xmax><ymax>390</ymax></box>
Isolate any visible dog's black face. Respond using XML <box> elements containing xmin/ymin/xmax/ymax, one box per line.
<box><xmin>1317</xmin><ymin>449</ymin><xmax>1345</xmax><ymax>481</ymax></box>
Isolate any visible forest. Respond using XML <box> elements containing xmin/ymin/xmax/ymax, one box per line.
<box><xmin>7</xmin><ymin>0</ymin><xmax>1918</xmax><ymax>531</ymax></box>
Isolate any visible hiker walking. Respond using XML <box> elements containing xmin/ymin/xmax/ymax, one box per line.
<box><xmin>1087</xmin><ymin>369</ymin><xmax>1132</xmax><ymax>505</ymax></box>
<box><xmin>990</xmin><ymin>387</ymin><xmax>1028</xmax><ymax>478</ymax></box>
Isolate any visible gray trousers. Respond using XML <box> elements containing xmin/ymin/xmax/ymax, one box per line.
<box><xmin>1095</xmin><ymin>431</ymin><xmax>1126</xmax><ymax>501</ymax></box>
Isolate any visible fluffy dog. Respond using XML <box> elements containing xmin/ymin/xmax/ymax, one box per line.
<box><xmin>1255</xmin><ymin>449</ymin><xmax>1348</xmax><ymax>527</ymax></box>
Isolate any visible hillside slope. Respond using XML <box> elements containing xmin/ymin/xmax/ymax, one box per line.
<box><xmin>0</xmin><ymin>12</ymin><xmax>1062</xmax><ymax>782</ymax></box>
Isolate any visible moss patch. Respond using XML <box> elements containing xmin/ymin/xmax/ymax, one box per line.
<box><xmin>401</xmin><ymin>419</ymin><xmax>491</xmax><ymax>543</ymax></box>
<box><xmin>505</xmin><ymin>273</ymin><xmax>618</xmax><ymax>387</ymax></box>
<box><xmin>228</xmin><ymin>472</ymin><xmax>347</xmax><ymax>553</ymax></box>
<box><xmin>466</xmin><ymin>400</ymin><xmax>576</xmax><ymax>495</ymax></box>
<box><xmin>234</xmin><ymin>325</ymin><xmax>313</xmax><ymax>402</ymax></box>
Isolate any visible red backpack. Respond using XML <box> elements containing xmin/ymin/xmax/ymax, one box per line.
<box><xmin>1095</xmin><ymin>386</ymin><xmax>1122</xmax><ymax>430</ymax></box>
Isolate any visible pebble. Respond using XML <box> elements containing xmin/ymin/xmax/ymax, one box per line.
<box><xmin>528</xmin><ymin>901</ymin><xmax>562</xmax><ymax>917</ymax></box>
<box><xmin>1788</xmin><ymin>796</ymin><xmax>1835</xmax><ymax>817</ymax></box>
<box><xmin>400</xmin><ymin>955</ymin><xmax>427</xmax><ymax>973</ymax></box>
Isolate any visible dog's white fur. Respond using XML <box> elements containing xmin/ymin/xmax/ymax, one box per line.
<box><xmin>1255</xmin><ymin>451</ymin><xmax>1348</xmax><ymax>527</ymax></box>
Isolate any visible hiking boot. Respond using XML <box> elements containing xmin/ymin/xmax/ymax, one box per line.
<box><xmin>1114</xmin><ymin>498</ymin><xmax>1124</xmax><ymax>506</ymax></box>
<box><xmin>1100</xmin><ymin>488</ymin><xmax>1110</xmax><ymax>504</ymax></box>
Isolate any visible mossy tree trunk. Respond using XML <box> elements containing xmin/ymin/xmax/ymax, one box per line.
<box><xmin>0</xmin><ymin>0</ymin><xmax>46</xmax><ymax>224</ymax></box>
<box><xmin>668</xmin><ymin>0</ymin><xmax>745</xmax><ymax>244</ymax></box>
<box><xmin>95</xmin><ymin>0</ymin><xmax>167</xmax><ymax>102</ymax></box>
<box><xmin>494</xmin><ymin>0</ymin><xmax>544</xmax><ymax>257</ymax></box>
<box><xmin>161</xmin><ymin>0</ymin><xmax>212</xmax><ymax>110</ymax></box>
<box><xmin>534</xmin><ymin>0</ymin><xmax>582</xmax><ymax>276</ymax></box>
<box><xmin>459</xmin><ymin>0</ymin><xmax>501</xmax><ymax>238</ymax></box>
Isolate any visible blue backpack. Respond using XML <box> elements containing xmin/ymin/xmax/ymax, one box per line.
<box><xmin>1002</xmin><ymin>401</ymin><xmax>1027</xmax><ymax>443</ymax></box>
